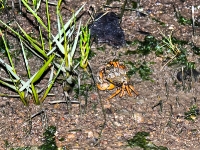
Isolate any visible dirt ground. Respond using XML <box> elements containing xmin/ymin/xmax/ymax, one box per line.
<box><xmin>1</xmin><ymin>0</ymin><xmax>200</xmax><ymax>149</ymax></box>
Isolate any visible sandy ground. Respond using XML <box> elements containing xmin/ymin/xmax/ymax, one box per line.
<box><xmin>0</xmin><ymin>0</ymin><xmax>200</xmax><ymax>149</ymax></box>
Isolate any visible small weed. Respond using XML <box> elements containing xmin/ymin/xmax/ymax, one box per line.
<box><xmin>39</xmin><ymin>126</ymin><xmax>57</xmax><ymax>150</ymax></box>
<box><xmin>126</xmin><ymin>61</ymin><xmax>152</xmax><ymax>81</ymax></box>
<box><xmin>126</xmin><ymin>34</ymin><xmax>193</xmax><ymax>68</ymax></box>
<box><xmin>0</xmin><ymin>0</ymin><xmax>8</xmax><ymax>10</ymax></box>
<box><xmin>4</xmin><ymin>140</ymin><xmax>9</xmax><ymax>148</ymax></box>
<box><xmin>9</xmin><ymin>126</ymin><xmax>58</xmax><ymax>150</ymax></box>
<box><xmin>136</xmin><ymin>36</ymin><xmax>161</xmax><ymax>55</ymax></box>
<box><xmin>125</xmin><ymin>40</ymin><xmax>139</xmax><ymax>46</ymax></box>
<box><xmin>80</xmin><ymin>26</ymin><xmax>91</xmax><ymax>70</ymax></box>
<box><xmin>126</xmin><ymin>36</ymin><xmax>165</xmax><ymax>56</ymax></box>
<box><xmin>184</xmin><ymin>105</ymin><xmax>199</xmax><ymax>121</ymax></box>
<box><xmin>138</xmin><ymin>62</ymin><xmax>153</xmax><ymax>80</ymax></box>
<box><xmin>127</xmin><ymin>131</ymin><xmax>168</xmax><ymax>150</ymax></box>
<box><xmin>159</xmin><ymin>32</ymin><xmax>191</xmax><ymax>69</ymax></box>
<box><xmin>131</xmin><ymin>1</ymin><xmax>137</xmax><ymax>9</ymax></box>
<box><xmin>167</xmin><ymin>50</ymin><xmax>187</xmax><ymax>66</ymax></box>
<box><xmin>177</xmin><ymin>15</ymin><xmax>192</xmax><ymax>25</ymax></box>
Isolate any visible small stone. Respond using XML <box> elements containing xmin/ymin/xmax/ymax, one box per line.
<box><xmin>67</xmin><ymin>133</ymin><xmax>76</xmax><ymax>139</ymax></box>
<box><xmin>87</xmin><ymin>131</ymin><xmax>94</xmax><ymax>138</ymax></box>
<box><xmin>133</xmin><ymin>112</ymin><xmax>144</xmax><ymax>123</ymax></box>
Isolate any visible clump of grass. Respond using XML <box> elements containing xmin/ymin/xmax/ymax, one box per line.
<box><xmin>126</xmin><ymin>31</ymin><xmax>196</xmax><ymax>71</ymax></box>
<box><xmin>127</xmin><ymin>131</ymin><xmax>168</xmax><ymax>150</ymax></box>
<box><xmin>0</xmin><ymin>1</ymin><xmax>88</xmax><ymax>105</ymax></box>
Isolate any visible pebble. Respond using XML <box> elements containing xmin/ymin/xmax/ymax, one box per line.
<box><xmin>133</xmin><ymin>112</ymin><xmax>145</xmax><ymax>123</ymax></box>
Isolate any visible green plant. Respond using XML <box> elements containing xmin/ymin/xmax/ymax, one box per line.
<box><xmin>177</xmin><ymin>14</ymin><xmax>192</xmax><ymax>25</ymax></box>
<box><xmin>127</xmin><ymin>132</ymin><xmax>168</xmax><ymax>150</ymax></box>
<box><xmin>127</xmin><ymin>36</ymin><xmax>161</xmax><ymax>55</ymax></box>
<box><xmin>39</xmin><ymin>126</ymin><xmax>57</xmax><ymax>150</ymax></box>
<box><xmin>184</xmin><ymin>105</ymin><xmax>199</xmax><ymax>121</ymax></box>
<box><xmin>0</xmin><ymin>1</ymin><xmax>87</xmax><ymax>105</ymax></box>
<box><xmin>125</xmin><ymin>61</ymin><xmax>153</xmax><ymax>81</ymax></box>
<box><xmin>0</xmin><ymin>35</ymin><xmax>8</xmax><ymax>55</ymax></box>
<box><xmin>79</xmin><ymin>26</ymin><xmax>91</xmax><ymax>70</ymax></box>
<box><xmin>0</xmin><ymin>0</ymin><xmax>7</xmax><ymax>10</ymax></box>
<box><xmin>8</xmin><ymin>126</ymin><xmax>58</xmax><ymax>150</ymax></box>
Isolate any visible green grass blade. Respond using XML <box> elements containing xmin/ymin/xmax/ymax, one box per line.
<box><xmin>69</xmin><ymin>20</ymin><xmax>81</xmax><ymax>62</ymax></box>
<box><xmin>31</xmin><ymin>83</ymin><xmax>39</xmax><ymax>104</ymax></box>
<box><xmin>0</xmin><ymin>21</ymin><xmax>23</xmax><ymax>39</ymax></box>
<box><xmin>21</xmin><ymin>0</ymin><xmax>48</xmax><ymax>31</ymax></box>
<box><xmin>40</xmin><ymin>60</ymin><xmax>64</xmax><ymax>103</ymax></box>
<box><xmin>19</xmin><ymin>38</ymin><xmax>31</xmax><ymax>78</ymax></box>
<box><xmin>1</xmin><ymin>30</ymin><xmax>16</xmax><ymax>73</ymax></box>
<box><xmin>0</xmin><ymin>78</ymin><xmax>28</xmax><ymax>105</ymax></box>
<box><xmin>17</xmin><ymin>23</ymin><xmax>48</xmax><ymax>59</ymax></box>
<box><xmin>45</xmin><ymin>0</ymin><xmax>52</xmax><ymax>50</ymax></box>
<box><xmin>51</xmin><ymin>34</ymin><xmax>65</xmax><ymax>54</ymax></box>
<box><xmin>0</xmin><ymin>79</ymin><xmax>19</xmax><ymax>91</ymax></box>
<box><xmin>32</xmin><ymin>55</ymin><xmax>55</xmax><ymax>83</ymax></box>
<box><xmin>33</xmin><ymin>0</ymin><xmax>42</xmax><ymax>11</ymax></box>
<box><xmin>47</xmin><ymin>25</ymin><xmax>75</xmax><ymax>56</ymax></box>
<box><xmin>18</xmin><ymin>91</ymin><xmax>27</xmax><ymax>105</ymax></box>
<box><xmin>52</xmin><ymin>3</ymin><xmax>85</xmax><ymax>43</ymax></box>
<box><xmin>0</xmin><ymin>58</ymin><xmax>33</xmax><ymax>93</ymax></box>
<box><xmin>19</xmin><ymin>72</ymin><xmax>37</xmax><ymax>92</ymax></box>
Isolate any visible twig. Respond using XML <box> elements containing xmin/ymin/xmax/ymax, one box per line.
<box><xmin>119</xmin><ymin>0</ymin><xmax>127</xmax><ymax>24</ymax></box>
<box><xmin>192</xmin><ymin>6</ymin><xmax>195</xmax><ymax>36</ymax></box>
<box><xmin>160</xmin><ymin>55</ymin><xmax>177</xmax><ymax>71</ymax></box>
<box><xmin>88</xmin><ymin>62</ymin><xmax>107</xmax><ymax>146</ymax></box>
<box><xmin>49</xmin><ymin>100</ymin><xmax>80</xmax><ymax>104</ymax></box>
